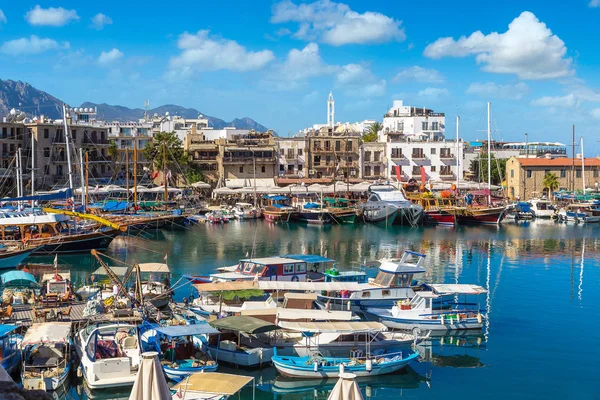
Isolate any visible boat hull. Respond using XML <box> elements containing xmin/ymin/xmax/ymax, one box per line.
<box><xmin>377</xmin><ymin>315</ymin><xmax>484</xmax><ymax>332</ymax></box>
<box><xmin>163</xmin><ymin>364</ymin><xmax>218</xmax><ymax>381</ymax></box>
<box><xmin>8</xmin><ymin>229</ymin><xmax>120</xmax><ymax>254</ymax></box>
<box><xmin>0</xmin><ymin>248</ymin><xmax>34</xmax><ymax>269</ymax></box>
<box><xmin>455</xmin><ymin>207</ymin><xmax>506</xmax><ymax>225</ymax></box>
<box><xmin>204</xmin><ymin>344</ymin><xmax>274</xmax><ymax>367</ymax></box>
<box><xmin>291</xmin><ymin>211</ymin><xmax>333</xmax><ymax>225</ymax></box>
<box><xmin>272</xmin><ymin>351</ymin><xmax>419</xmax><ymax>378</ymax></box>
<box><xmin>424</xmin><ymin>210</ymin><xmax>456</xmax><ymax>226</ymax></box>
<box><xmin>22</xmin><ymin>362</ymin><xmax>70</xmax><ymax>391</ymax></box>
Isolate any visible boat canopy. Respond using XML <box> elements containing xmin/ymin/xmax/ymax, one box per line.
<box><xmin>210</xmin><ymin>315</ymin><xmax>279</xmax><ymax>334</ymax></box>
<box><xmin>278</xmin><ymin>321</ymin><xmax>387</xmax><ymax>333</ymax></box>
<box><xmin>195</xmin><ymin>280</ymin><xmax>364</xmax><ymax>292</ymax></box>
<box><xmin>1</xmin><ymin>188</ymin><xmax>72</xmax><ymax>203</ymax></box>
<box><xmin>283</xmin><ymin>254</ymin><xmax>335</xmax><ymax>263</ymax></box>
<box><xmin>153</xmin><ymin>323</ymin><xmax>220</xmax><ymax>338</ymax></box>
<box><xmin>0</xmin><ymin>324</ymin><xmax>18</xmax><ymax>337</ymax></box>
<box><xmin>429</xmin><ymin>284</ymin><xmax>488</xmax><ymax>295</ymax></box>
<box><xmin>283</xmin><ymin>292</ymin><xmax>317</xmax><ymax>300</ymax></box>
<box><xmin>0</xmin><ymin>270</ymin><xmax>39</xmax><ymax>288</ymax></box>
<box><xmin>41</xmin><ymin>272</ymin><xmax>71</xmax><ymax>282</ymax></box>
<box><xmin>172</xmin><ymin>372</ymin><xmax>253</xmax><ymax>395</ymax></box>
<box><xmin>277</xmin><ymin>309</ymin><xmax>352</xmax><ymax>321</ymax></box>
<box><xmin>138</xmin><ymin>263</ymin><xmax>170</xmax><ymax>274</ymax></box>
<box><xmin>239</xmin><ymin>257</ymin><xmax>302</xmax><ymax>265</ymax></box>
<box><xmin>22</xmin><ymin>322</ymin><xmax>71</xmax><ymax>345</ymax></box>
<box><xmin>91</xmin><ymin>266</ymin><xmax>128</xmax><ymax>276</ymax></box>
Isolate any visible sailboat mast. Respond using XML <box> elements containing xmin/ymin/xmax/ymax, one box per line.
<box><xmin>162</xmin><ymin>140</ymin><xmax>168</xmax><ymax>202</ymax></box>
<box><xmin>62</xmin><ymin>104</ymin><xmax>75</xmax><ymax>208</ymax></box>
<box><xmin>487</xmin><ymin>101</ymin><xmax>492</xmax><ymax>204</ymax></box>
<box><xmin>581</xmin><ymin>137</ymin><xmax>585</xmax><ymax>197</ymax></box>
<box><xmin>125</xmin><ymin>146</ymin><xmax>130</xmax><ymax>198</ymax></box>
<box><xmin>85</xmin><ymin>151</ymin><xmax>89</xmax><ymax>209</ymax></box>
<box><xmin>79</xmin><ymin>148</ymin><xmax>85</xmax><ymax>211</ymax></box>
<box><xmin>456</xmin><ymin>115</ymin><xmax>460</xmax><ymax>193</ymax></box>
<box><xmin>133</xmin><ymin>140</ymin><xmax>138</xmax><ymax>209</ymax></box>
<box><xmin>30</xmin><ymin>133</ymin><xmax>35</xmax><ymax>203</ymax></box>
<box><xmin>16</xmin><ymin>149</ymin><xmax>22</xmax><ymax>211</ymax></box>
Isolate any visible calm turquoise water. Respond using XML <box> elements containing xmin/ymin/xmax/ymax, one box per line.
<box><xmin>40</xmin><ymin>220</ymin><xmax>599</xmax><ymax>399</ymax></box>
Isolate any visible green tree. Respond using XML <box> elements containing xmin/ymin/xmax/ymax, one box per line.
<box><xmin>143</xmin><ymin>131</ymin><xmax>204</xmax><ymax>185</ymax></box>
<box><xmin>470</xmin><ymin>155</ymin><xmax>506</xmax><ymax>185</ymax></box>
<box><xmin>107</xmin><ymin>140</ymin><xmax>118</xmax><ymax>159</ymax></box>
<box><xmin>185</xmin><ymin>168</ymin><xmax>204</xmax><ymax>184</ymax></box>
<box><xmin>362</xmin><ymin>122</ymin><xmax>382</xmax><ymax>143</ymax></box>
<box><xmin>542</xmin><ymin>172</ymin><xmax>559</xmax><ymax>201</ymax></box>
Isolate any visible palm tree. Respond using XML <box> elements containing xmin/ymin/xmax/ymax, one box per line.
<box><xmin>542</xmin><ymin>172</ymin><xmax>559</xmax><ymax>201</ymax></box>
<box><xmin>362</xmin><ymin>122</ymin><xmax>382</xmax><ymax>143</ymax></box>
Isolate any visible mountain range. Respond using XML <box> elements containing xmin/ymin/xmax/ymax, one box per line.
<box><xmin>0</xmin><ymin>79</ymin><xmax>269</xmax><ymax>131</ymax></box>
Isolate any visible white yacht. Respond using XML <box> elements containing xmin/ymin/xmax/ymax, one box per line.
<box><xmin>360</xmin><ymin>185</ymin><xmax>423</xmax><ymax>226</ymax></box>
<box><xmin>529</xmin><ymin>198</ymin><xmax>556</xmax><ymax>218</ymax></box>
<box><xmin>76</xmin><ymin>324</ymin><xmax>142</xmax><ymax>389</ymax></box>
<box><xmin>233</xmin><ymin>202</ymin><xmax>262</xmax><ymax>219</ymax></box>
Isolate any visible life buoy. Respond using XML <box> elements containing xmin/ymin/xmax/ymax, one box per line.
<box><xmin>291</xmin><ymin>275</ymin><xmax>299</xmax><ymax>282</ymax></box>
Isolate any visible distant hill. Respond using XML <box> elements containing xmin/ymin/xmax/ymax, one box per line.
<box><xmin>0</xmin><ymin>79</ymin><xmax>270</xmax><ymax>131</ymax></box>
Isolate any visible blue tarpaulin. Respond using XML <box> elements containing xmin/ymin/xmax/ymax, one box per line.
<box><xmin>284</xmin><ymin>254</ymin><xmax>335</xmax><ymax>263</ymax></box>
<box><xmin>153</xmin><ymin>323</ymin><xmax>220</xmax><ymax>338</ymax></box>
<box><xmin>0</xmin><ymin>324</ymin><xmax>18</xmax><ymax>337</ymax></box>
<box><xmin>0</xmin><ymin>188</ymin><xmax>72</xmax><ymax>203</ymax></box>
<box><xmin>101</xmin><ymin>201</ymin><xmax>130</xmax><ymax>212</ymax></box>
<box><xmin>303</xmin><ymin>202</ymin><xmax>320</xmax><ymax>209</ymax></box>
<box><xmin>0</xmin><ymin>270</ymin><xmax>39</xmax><ymax>288</ymax></box>
<box><xmin>263</xmin><ymin>195</ymin><xmax>289</xmax><ymax>201</ymax></box>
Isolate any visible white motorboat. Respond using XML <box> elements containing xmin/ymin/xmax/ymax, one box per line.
<box><xmin>21</xmin><ymin>322</ymin><xmax>72</xmax><ymax>391</ymax></box>
<box><xmin>529</xmin><ymin>198</ymin><xmax>556</xmax><ymax>218</ymax></box>
<box><xmin>366</xmin><ymin>284</ymin><xmax>487</xmax><ymax>334</ymax></box>
<box><xmin>76</xmin><ymin>323</ymin><xmax>142</xmax><ymax>389</ymax></box>
<box><xmin>316</xmin><ymin>251</ymin><xmax>427</xmax><ymax>312</ymax></box>
<box><xmin>558</xmin><ymin>203</ymin><xmax>600</xmax><ymax>223</ymax></box>
<box><xmin>360</xmin><ymin>185</ymin><xmax>424</xmax><ymax>226</ymax></box>
<box><xmin>233</xmin><ymin>202</ymin><xmax>262</xmax><ymax>219</ymax></box>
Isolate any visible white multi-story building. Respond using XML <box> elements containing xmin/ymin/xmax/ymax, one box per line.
<box><xmin>150</xmin><ymin>113</ymin><xmax>209</xmax><ymax>141</ymax></box>
<box><xmin>381</xmin><ymin>100</ymin><xmax>445</xmax><ymax>140</ymax></box>
<box><xmin>105</xmin><ymin>121</ymin><xmax>153</xmax><ymax>150</ymax></box>
<box><xmin>276</xmin><ymin>137</ymin><xmax>307</xmax><ymax>179</ymax></box>
<box><xmin>379</xmin><ymin>100</ymin><xmax>463</xmax><ymax>182</ymax></box>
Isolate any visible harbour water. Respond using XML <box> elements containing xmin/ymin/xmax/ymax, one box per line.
<box><xmin>34</xmin><ymin>220</ymin><xmax>599</xmax><ymax>399</ymax></box>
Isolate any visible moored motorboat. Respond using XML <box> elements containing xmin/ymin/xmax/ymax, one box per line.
<box><xmin>529</xmin><ymin>198</ymin><xmax>556</xmax><ymax>218</ymax></box>
<box><xmin>360</xmin><ymin>185</ymin><xmax>424</xmax><ymax>226</ymax></box>
<box><xmin>0</xmin><ymin>245</ymin><xmax>36</xmax><ymax>270</ymax></box>
<box><xmin>233</xmin><ymin>202</ymin><xmax>262</xmax><ymax>219</ymax></box>
<box><xmin>0</xmin><ymin>324</ymin><xmax>22</xmax><ymax>375</ymax></box>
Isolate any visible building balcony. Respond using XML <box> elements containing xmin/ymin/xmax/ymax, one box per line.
<box><xmin>440</xmin><ymin>173</ymin><xmax>456</xmax><ymax>180</ymax></box>
<box><xmin>193</xmin><ymin>155</ymin><xmax>219</xmax><ymax>161</ymax></box>
<box><xmin>411</xmin><ymin>154</ymin><xmax>427</xmax><ymax>160</ymax></box>
<box><xmin>363</xmin><ymin>175</ymin><xmax>386</xmax><ymax>180</ymax></box>
<box><xmin>221</xmin><ymin>156</ymin><xmax>276</xmax><ymax>164</ymax></box>
<box><xmin>439</xmin><ymin>154</ymin><xmax>455</xmax><ymax>160</ymax></box>
<box><xmin>364</xmin><ymin>158</ymin><xmax>387</xmax><ymax>164</ymax></box>
<box><xmin>390</xmin><ymin>154</ymin><xmax>405</xmax><ymax>161</ymax></box>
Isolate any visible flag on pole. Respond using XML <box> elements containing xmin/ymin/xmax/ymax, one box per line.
<box><xmin>53</xmin><ymin>255</ymin><xmax>58</xmax><ymax>270</ymax></box>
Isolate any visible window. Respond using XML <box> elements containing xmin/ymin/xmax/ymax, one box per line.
<box><xmin>325</xmin><ymin>140</ymin><xmax>331</xmax><ymax>150</ymax></box>
<box><xmin>283</xmin><ymin>264</ymin><xmax>295</xmax><ymax>274</ymax></box>
<box><xmin>298</xmin><ymin>164</ymin><xmax>303</xmax><ymax>171</ymax></box>
<box><xmin>412</xmin><ymin>166</ymin><xmax>420</xmax><ymax>175</ymax></box>
<box><xmin>431</xmin><ymin>148</ymin><xmax>436</xmax><ymax>155</ymax></box>
<box><xmin>576</xmin><ymin>169</ymin><xmax>582</xmax><ymax>178</ymax></box>
<box><xmin>440</xmin><ymin>166</ymin><xmax>452</xmax><ymax>176</ymax></box>
<box><xmin>365</xmin><ymin>166</ymin><xmax>371</xmax><ymax>176</ymax></box>
<box><xmin>431</xmin><ymin>121</ymin><xmax>439</xmax><ymax>131</ymax></box>
<box><xmin>422</xmin><ymin>121</ymin><xmax>428</xmax><ymax>130</ymax></box>
<box><xmin>374</xmin><ymin>152</ymin><xmax>380</xmax><ymax>162</ymax></box>
<box><xmin>44</xmin><ymin>147</ymin><xmax>50</xmax><ymax>158</ymax></box>
<box><xmin>374</xmin><ymin>166</ymin><xmax>380</xmax><ymax>176</ymax></box>
<box><xmin>527</xmin><ymin>170</ymin><xmax>532</xmax><ymax>178</ymax></box>
<box><xmin>239</xmin><ymin>166</ymin><xmax>244</xmax><ymax>173</ymax></box>
<box><xmin>431</xmin><ymin>166</ymin><xmax>436</xmax><ymax>172</ymax></box>
<box><xmin>288</xmin><ymin>165</ymin><xmax>294</xmax><ymax>172</ymax></box>
<box><xmin>412</xmin><ymin>148</ymin><xmax>424</xmax><ymax>159</ymax></box>
<box><xmin>391</xmin><ymin>148</ymin><xmax>403</xmax><ymax>158</ymax></box>
<box><xmin>595</xmin><ymin>169</ymin><xmax>599</xmax><ymax>178</ymax></box>
<box><xmin>346</xmin><ymin>141</ymin><xmax>352</xmax><ymax>151</ymax></box>
<box><xmin>364</xmin><ymin>151</ymin><xmax>371</xmax><ymax>162</ymax></box>
<box><xmin>544</xmin><ymin>169</ymin><xmax>550</xmax><ymax>175</ymax></box>
<box><xmin>279</xmin><ymin>164</ymin><xmax>284</xmax><ymax>171</ymax></box>
<box><xmin>44</xmin><ymin>128</ymin><xmax>49</xmax><ymax>139</ymax></box>
<box><xmin>287</xmin><ymin>149</ymin><xmax>295</xmax><ymax>159</ymax></box>
<box><xmin>335</xmin><ymin>141</ymin><xmax>341</xmax><ymax>152</ymax></box>
<box><xmin>511</xmin><ymin>169</ymin><xmax>514</xmax><ymax>178</ymax></box>
<box><xmin>298</xmin><ymin>149</ymin><xmax>303</xmax><ymax>156</ymax></box>
<box><xmin>560</xmin><ymin>169</ymin><xmax>566</xmax><ymax>178</ymax></box>
<box><xmin>261</xmin><ymin>166</ymin><xmax>265</xmax><ymax>173</ymax></box>
<box><xmin>72</xmin><ymin>129</ymin><xmax>77</xmax><ymax>139</ymax></box>
<box><xmin>314</xmin><ymin>156</ymin><xmax>321</xmax><ymax>166</ymax></box>
<box><xmin>382</xmin><ymin>290</ymin><xmax>390</xmax><ymax>296</ymax></box>
<box><xmin>361</xmin><ymin>292</ymin><xmax>371</xmax><ymax>298</ymax></box>
<box><xmin>295</xmin><ymin>263</ymin><xmax>306</xmax><ymax>273</ymax></box>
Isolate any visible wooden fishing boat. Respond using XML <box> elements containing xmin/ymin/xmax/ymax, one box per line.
<box><xmin>262</xmin><ymin>196</ymin><xmax>294</xmax><ymax>223</ymax></box>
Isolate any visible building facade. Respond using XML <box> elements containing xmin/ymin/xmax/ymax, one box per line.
<box><xmin>306</xmin><ymin>127</ymin><xmax>361</xmax><ymax>181</ymax></box>
<box><xmin>277</xmin><ymin>137</ymin><xmax>307</xmax><ymax>179</ymax></box>
<box><xmin>360</xmin><ymin>142</ymin><xmax>387</xmax><ymax>180</ymax></box>
<box><xmin>381</xmin><ymin>100</ymin><xmax>445</xmax><ymax>140</ymax></box>
<box><xmin>506</xmin><ymin>157</ymin><xmax>600</xmax><ymax>200</ymax></box>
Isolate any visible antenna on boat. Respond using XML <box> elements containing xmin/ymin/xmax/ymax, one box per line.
<box><xmin>487</xmin><ymin>102</ymin><xmax>492</xmax><ymax>205</ymax></box>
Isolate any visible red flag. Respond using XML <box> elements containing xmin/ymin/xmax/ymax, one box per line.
<box><xmin>420</xmin><ymin>166</ymin><xmax>427</xmax><ymax>183</ymax></box>
<box><xmin>394</xmin><ymin>165</ymin><xmax>402</xmax><ymax>182</ymax></box>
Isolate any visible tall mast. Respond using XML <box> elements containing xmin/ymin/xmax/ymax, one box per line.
<box><xmin>162</xmin><ymin>140</ymin><xmax>168</xmax><ymax>202</ymax></box>
<box><xmin>30</xmin><ymin>132</ymin><xmax>35</xmax><ymax>203</ymax></box>
<box><xmin>16</xmin><ymin>149</ymin><xmax>22</xmax><ymax>211</ymax></box>
<box><xmin>62</xmin><ymin>104</ymin><xmax>75</xmax><ymax>208</ymax></box>
<box><xmin>79</xmin><ymin>148</ymin><xmax>85</xmax><ymax>211</ymax></box>
<box><xmin>487</xmin><ymin>101</ymin><xmax>492</xmax><ymax>205</ymax></box>
<box><xmin>456</xmin><ymin>115</ymin><xmax>460</xmax><ymax>193</ymax></box>
<box><xmin>125</xmin><ymin>146</ymin><xmax>130</xmax><ymax>198</ymax></box>
<box><xmin>133</xmin><ymin>139</ymin><xmax>138</xmax><ymax>209</ymax></box>
<box><xmin>581</xmin><ymin>137</ymin><xmax>585</xmax><ymax>197</ymax></box>
<box><xmin>85</xmin><ymin>151</ymin><xmax>89</xmax><ymax>210</ymax></box>
<box><xmin>572</xmin><ymin>125</ymin><xmax>575</xmax><ymax>193</ymax></box>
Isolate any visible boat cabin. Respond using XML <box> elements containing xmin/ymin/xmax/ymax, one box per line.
<box><xmin>323</xmin><ymin>267</ymin><xmax>368</xmax><ymax>284</ymax></box>
<box><xmin>371</xmin><ymin>251</ymin><xmax>426</xmax><ymax>288</ymax></box>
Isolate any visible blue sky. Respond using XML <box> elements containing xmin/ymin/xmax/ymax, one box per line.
<box><xmin>2</xmin><ymin>1</ymin><xmax>600</xmax><ymax>152</ymax></box>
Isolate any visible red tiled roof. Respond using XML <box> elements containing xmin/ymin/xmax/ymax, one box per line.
<box><xmin>514</xmin><ymin>157</ymin><xmax>600</xmax><ymax>167</ymax></box>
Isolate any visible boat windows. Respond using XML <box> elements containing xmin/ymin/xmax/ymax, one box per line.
<box><xmin>382</xmin><ymin>290</ymin><xmax>390</xmax><ymax>296</ymax></box>
<box><xmin>373</xmin><ymin>271</ymin><xmax>394</xmax><ymax>287</ymax></box>
<box><xmin>295</xmin><ymin>263</ymin><xmax>306</xmax><ymax>273</ymax></box>
<box><xmin>283</xmin><ymin>264</ymin><xmax>295</xmax><ymax>274</ymax></box>
<box><xmin>48</xmin><ymin>282</ymin><xmax>67</xmax><ymax>294</ymax></box>
<box><xmin>361</xmin><ymin>291</ymin><xmax>370</xmax><ymax>298</ymax></box>
<box><xmin>395</xmin><ymin>274</ymin><xmax>413</xmax><ymax>287</ymax></box>
<box><xmin>243</xmin><ymin>263</ymin><xmax>254</xmax><ymax>273</ymax></box>
<box><xmin>254</xmin><ymin>266</ymin><xmax>266</xmax><ymax>276</ymax></box>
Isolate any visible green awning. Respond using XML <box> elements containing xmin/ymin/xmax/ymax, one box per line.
<box><xmin>209</xmin><ymin>315</ymin><xmax>279</xmax><ymax>334</ymax></box>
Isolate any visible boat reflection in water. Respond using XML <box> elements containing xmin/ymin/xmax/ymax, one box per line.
<box><xmin>415</xmin><ymin>333</ymin><xmax>487</xmax><ymax>370</ymax></box>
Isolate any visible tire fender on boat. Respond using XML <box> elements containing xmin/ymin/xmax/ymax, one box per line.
<box><xmin>291</xmin><ymin>275</ymin><xmax>299</xmax><ymax>282</ymax></box>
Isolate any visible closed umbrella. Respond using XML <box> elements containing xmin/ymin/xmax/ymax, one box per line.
<box><xmin>328</xmin><ymin>373</ymin><xmax>363</xmax><ymax>400</ymax></box>
<box><xmin>129</xmin><ymin>352</ymin><xmax>171</xmax><ymax>400</ymax></box>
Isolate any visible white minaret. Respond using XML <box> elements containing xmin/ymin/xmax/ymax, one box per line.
<box><xmin>327</xmin><ymin>91</ymin><xmax>335</xmax><ymax>128</ymax></box>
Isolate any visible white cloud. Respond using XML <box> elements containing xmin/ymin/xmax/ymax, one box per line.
<box><xmin>417</xmin><ymin>87</ymin><xmax>449</xmax><ymax>98</ymax></box>
<box><xmin>393</xmin><ymin>66</ymin><xmax>444</xmax><ymax>83</ymax></box>
<box><xmin>91</xmin><ymin>13</ymin><xmax>112</xmax><ymax>30</ymax></box>
<box><xmin>276</xmin><ymin>28</ymin><xmax>291</xmax><ymax>37</ymax></box>
<box><xmin>424</xmin><ymin>11</ymin><xmax>573</xmax><ymax>80</ymax></box>
<box><xmin>270</xmin><ymin>0</ymin><xmax>405</xmax><ymax>46</ymax></box>
<box><xmin>335</xmin><ymin>64</ymin><xmax>373</xmax><ymax>85</ymax></box>
<box><xmin>589</xmin><ymin>0</ymin><xmax>600</xmax><ymax>7</ymax></box>
<box><xmin>98</xmin><ymin>48</ymin><xmax>124</xmax><ymax>66</ymax></box>
<box><xmin>0</xmin><ymin>35</ymin><xmax>69</xmax><ymax>55</ymax></box>
<box><xmin>0</xmin><ymin>9</ymin><xmax>7</xmax><ymax>25</ymax></box>
<box><xmin>531</xmin><ymin>94</ymin><xmax>576</xmax><ymax>107</ymax></box>
<box><xmin>168</xmin><ymin>30</ymin><xmax>275</xmax><ymax>78</ymax></box>
<box><xmin>363</xmin><ymin>80</ymin><xmax>387</xmax><ymax>97</ymax></box>
<box><xmin>591</xmin><ymin>108</ymin><xmax>600</xmax><ymax>119</ymax></box>
<box><xmin>466</xmin><ymin>81</ymin><xmax>529</xmax><ymax>100</ymax></box>
<box><xmin>25</xmin><ymin>5</ymin><xmax>79</xmax><ymax>27</ymax></box>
